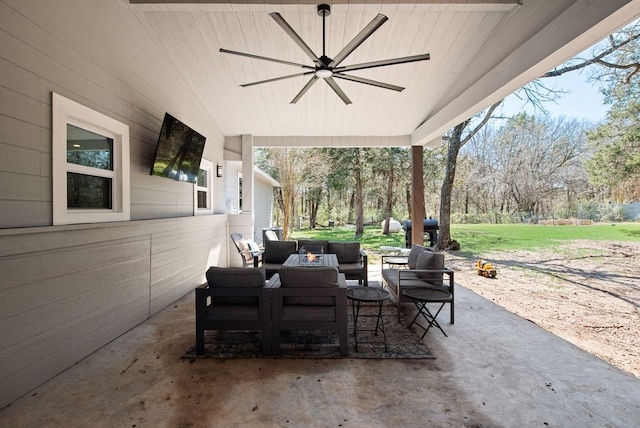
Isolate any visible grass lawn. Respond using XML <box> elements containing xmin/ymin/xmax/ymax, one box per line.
<box><xmin>291</xmin><ymin>222</ymin><xmax>640</xmax><ymax>260</ymax></box>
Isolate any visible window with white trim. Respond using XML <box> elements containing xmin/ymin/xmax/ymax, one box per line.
<box><xmin>52</xmin><ymin>93</ymin><xmax>130</xmax><ymax>225</ymax></box>
<box><xmin>194</xmin><ymin>159</ymin><xmax>213</xmax><ymax>215</ymax></box>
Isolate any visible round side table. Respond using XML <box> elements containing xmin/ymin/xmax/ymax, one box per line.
<box><xmin>347</xmin><ymin>287</ymin><xmax>391</xmax><ymax>351</ymax></box>
<box><xmin>403</xmin><ymin>288</ymin><xmax>452</xmax><ymax>337</ymax></box>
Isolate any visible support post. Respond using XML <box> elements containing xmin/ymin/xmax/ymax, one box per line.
<box><xmin>411</xmin><ymin>145</ymin><xmax>425</xmax><ymax>246</ymax></box>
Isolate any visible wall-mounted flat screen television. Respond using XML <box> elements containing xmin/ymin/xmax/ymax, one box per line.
<box><xmin>149</xmin><ymin>113</ymin><xmax>206</xmax><ymax>183</ymax></box>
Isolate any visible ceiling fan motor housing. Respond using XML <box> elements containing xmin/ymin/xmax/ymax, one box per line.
<box><xmin>317</xmin><ymin>4</ymin><xmax>331</xmax><ymax>17</ymax></box>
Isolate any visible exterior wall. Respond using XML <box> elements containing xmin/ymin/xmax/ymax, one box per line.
<box><xmin>0</xmin><ymin>1</ymin><xmax>228</xmax><ymax>408</ymax></box>
<box><xmin>0</xmin><ymin>215</ymin><xmax>226</xmax><ymax>409</ymax></box>
<box><xmin>254</xmin><ymin>177</ymin><xmax>276</xmax><ymax>243</ymax></box>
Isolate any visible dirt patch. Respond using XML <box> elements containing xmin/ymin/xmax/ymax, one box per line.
<box><xmin>445</xmin><ymin>240</ymin><xmax>640</xmax><ymax>378</ymax></box>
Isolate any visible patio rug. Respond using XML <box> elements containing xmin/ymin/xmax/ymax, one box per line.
<box><xmin>182</xmin><ymin>303</ymin><xmax>435</xmax><ymax>360</ymax></box>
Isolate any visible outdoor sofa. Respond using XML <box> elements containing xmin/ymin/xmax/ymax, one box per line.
<box><xmin>259</xmin><ymin>238</ymin><xmax>368</xmax><ymax>285</ymax></box>
<box><xmin>381</xmin><ymin>244</ymin><xmax>455</xmax><ymax>322</ymax></box>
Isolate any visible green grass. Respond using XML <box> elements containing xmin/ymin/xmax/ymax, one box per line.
<box><xmin>451</xmin><ymin>223</ymin><xmax>640</xmax><ymax>255</ymax></box>
<box><xmin>290</xmin><ymin>222</ymin><xmax>640</xmax><ymax>260</ymax></box>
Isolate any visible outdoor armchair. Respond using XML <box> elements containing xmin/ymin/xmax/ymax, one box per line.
<box><xmin>195</xmin><ymin>267</ymin><xmax>272</xmax><ymax>355</ymax></box>
<box><xmin>269</xmin><ymin>266</ymin><xmax>348</xmax><ymax>355</ymax></box>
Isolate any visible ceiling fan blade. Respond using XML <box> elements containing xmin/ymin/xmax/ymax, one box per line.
<box><xmin>324</xmin><ymin>77</ymin><xmax>352</xmax><ymax>105</ymax></box>
<box><xmin>220</xmin><ymin>48</ymin><xmax>314</xmax><ymax>69</ymax></box>
<box><xmin>335</xmin><ymin>53</ymin><xmax>431</xmax><ymax>73</ymax></box>
<box><xmin>333</xmin><ymin>73</ymin><xmax>404</xmax><ymax>92</ymax></box>
<box><xmin>291</xmin><ymin>76</ymin><xmax>320</xmax><ymax>104</ymax></box>
<box><xmin>329</xmin><ymin>14</ymin><xmax>388</xmax><ymax>68</ymax></box>
<box><xmin>240</xmin><ymin>71</ymin><xmax>314</xmax><ymax>88</ymax></box>
<box><xmin>270</xmin><ymin>12</ymin><xmax>322</xmax><ymax>67</ymax></box>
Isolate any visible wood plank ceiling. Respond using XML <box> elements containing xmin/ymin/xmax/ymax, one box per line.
<box><xmin>128</xmin><ymin>1</ymin><xmax>640</xmax><ymax>145</ymax></box>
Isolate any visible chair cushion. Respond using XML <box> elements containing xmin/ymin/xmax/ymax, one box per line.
<box><xmin>264</xmin><ymin>240</ymin><xmax>297</xmax><ymax>263</ymax></box>
<box><xmin>206</xmin><ymin>266</ymin><xmax>266</xmax><ymax>287</ymax></box>
<box><xmin>297</xmin><ymin>239</ymin><xmax>329</xmax><ymax>255</ymax></box>
<box><xmin>337</xmin><ymin>262</ymin><xmax>364</xmax><ymax>274</ymax></box>
<box><xmin>414</xmin><ymin>250</ymin><xmax>445</xmax><ymax>286</ymax></box>
<box><xmin>279</xmin><ymin>266</ymin><xmax>339</xmax><ymax>305</ymax></box>
<box><xmin>205</xmin><ymin>267</ymin><xmax>265</xmax><ymax>305</ymax></box>
<box><xmin>328</xmin><ymin>242</ymin><xmax>361</xmax><ymax>263</ymax></box>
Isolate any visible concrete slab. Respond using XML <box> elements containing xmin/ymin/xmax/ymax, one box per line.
<box><xmin>1</xmin><ymin>273</ymin><xmax>639</xmax><ymax>427</ymax></box>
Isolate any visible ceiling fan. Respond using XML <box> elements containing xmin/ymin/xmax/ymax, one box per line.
<box><xmin>220</xmin><ymin>4</ymin><xmax>430</xmax><ymax>105</ymax></box>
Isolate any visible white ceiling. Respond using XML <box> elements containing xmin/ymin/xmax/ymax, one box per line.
<box><xmin>129</xmin><ymin>1</ymin><xmax>640</xmax><ymax>145</ymax></box>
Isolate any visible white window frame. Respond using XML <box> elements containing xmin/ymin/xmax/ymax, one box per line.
<box><xmin>194</xmin><ymin>158</ymin><xmax>213</xmax><ymax>215</ymax></box>
<box><xmin>52</xmin><ymin>93</ymin><xmax>130</xmax><ymax>225</ymax></box>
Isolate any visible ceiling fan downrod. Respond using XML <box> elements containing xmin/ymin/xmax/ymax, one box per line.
<box><xmin>316</xmin><ymin>4</ymin><xmax>332</xmax><ymax>78</ymax></box>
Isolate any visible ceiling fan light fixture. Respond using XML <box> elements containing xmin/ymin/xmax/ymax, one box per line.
<box><xmin>315</xmin><ymin>68</ymin><xmax>333</xmax><ymax>78</ymax></box>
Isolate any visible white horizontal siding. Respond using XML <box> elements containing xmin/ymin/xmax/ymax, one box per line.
<box><xmin>0</xmin><ymin>214</ymin><xmax>228</xmax><ymax>409</ymax></box>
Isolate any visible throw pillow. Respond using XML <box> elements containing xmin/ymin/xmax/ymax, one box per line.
<box><xmin>407</xmin><ymin>244</ymin><xmax>429</xmax><ymax>269</ymax></box>
<box><xmin>414</xmin><ymin>250</ymin><xmax>445</xmax><ymax>286</ymax></box>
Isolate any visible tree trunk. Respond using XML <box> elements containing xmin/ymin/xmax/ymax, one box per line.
<box><xmin>437</xmin><ymin>122</ymin><xmax>468</xmax><ymax>250</ymax></box>
<box><xmin>383</xmin><ymin>163</ymin><xmax>394</xmax><ymax>235</ymax></box>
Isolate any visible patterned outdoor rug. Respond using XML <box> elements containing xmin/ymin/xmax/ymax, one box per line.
<box><xmin>182</xmin><ymin>303</ymin><xmax>435</xmax><ymax>360</ymax></box>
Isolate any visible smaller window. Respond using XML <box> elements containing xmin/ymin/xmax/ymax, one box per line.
<box><xmin>194</xmin><ymin>159</ymin><xmax>213</xmax><ymax>215</ymax></box>
<box><xmin>52</xmin><ymin>93</ymin><xmax>130</xmax><ymax>225</ymax></box>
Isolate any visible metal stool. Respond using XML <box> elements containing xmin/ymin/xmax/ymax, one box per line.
<box><xmin>347</xmin><ymin>287</ymin><xmax>390</xmax><ymax>351</ymax></box>
<box><xmin>403</xmin><ymin>288</ymin><xmax>453</xmax><ymax>337</ymax></box>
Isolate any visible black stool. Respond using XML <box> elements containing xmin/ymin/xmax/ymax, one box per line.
<box><xmin>403</xmin><ymin>288</ymin><xmax>453</xmax><ymax>337</ymax></box>
<box><xmin>347</xmin><ymin>287</ymin><xmax>390</xmax><ymax>351</ymax></box>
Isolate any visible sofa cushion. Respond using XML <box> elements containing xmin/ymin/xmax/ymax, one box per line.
<box><xmin>415</xmin><ymin>250</ymin><xmax>445</xmax><ymax>286</ymax></box>
<box><xmin>407</xmin><ymin>244</ymin><xmax>432</xmax><ymax>269</ymax></box>
<box><xmin>264</xmin><ymin>240</ymin><xmax>297</xmax><ymax>264</ymax></box>
<box><xmin>279</xmin><ymin>266</ymin><xmax>339</xmax><ymax>305</ymax></box>
<box><xmin>337</xmin><ymin>262</ymin><xmax>364</xmax><ymax>274</ymax></box>
<box><xmin>328</xmin><ymin>242</ymin><xmax>361</xmax><ymax>263</ymax></box>
<box><xmin>206</xmin><ymin>266</ymin><xmax>265</xmax><ymax>287</ymax></box>
<box><xmin>297</xmin><ymin>239</ymin><xmax>329</xmax><ymax>255</ymax></box>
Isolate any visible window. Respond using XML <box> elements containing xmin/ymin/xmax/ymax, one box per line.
<box><xmin>194</xmin><ymin>159</ymin><xmax>213</xmax><ymax>215</ymax></box>
<box><xmin>52</xmin><ymin>93</ymin><xmax>130</xmax><ymax>225</ymax></box>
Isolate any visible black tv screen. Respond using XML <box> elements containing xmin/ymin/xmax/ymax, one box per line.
<box><xmin>149</xmin><ymin>113</ymin><xmax>206</xmax><ymax>183</ymax></box>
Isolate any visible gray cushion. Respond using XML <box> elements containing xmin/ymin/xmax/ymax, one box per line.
<box><xmin>264</xmin><ymin>240</ymin><xmax>297</xmax><ymax>263</ymax></box>
<box><xmin>297</xmin><ymin>239</ymin><xmax>329</xmax><ymax>255</ymax></box>
<box><xmin>337</xmin><ymin>262</ymin><xmax>364</xmax><ymax>274</ymax></box>
<box><xmin>279</xmin><ymin>266</ymin><xmax>338</xmax><ymax>287</ymax></box>
<box><xmin>206</xmin><ymin>266</ymin><xmax>265</xmax><ymax>287</ymax></box>
<box><xmin>279</xmin><ymin>266</ymin><xmax>339</xmax><ymax>305</ymax></box>
<box><xmin>328</xmin><ymin>242</ymin><xmax>361</xmax><ymax>264</ymax></box>
<box><xmin>408</xmin><ymin>244</ymin><xmax>431</xmax><ymax>269</ymax></box>
<box><xmin>414</xmin><ymin>251</ymin><xmax>445</xmax><ymax>286</ymax></box>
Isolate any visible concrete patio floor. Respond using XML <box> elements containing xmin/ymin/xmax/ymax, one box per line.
<box><xmin>1</xmin><ymin>269</ymin><xmax>639</xmax><ymax>427</ymax></box>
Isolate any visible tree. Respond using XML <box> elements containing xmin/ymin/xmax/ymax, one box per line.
<box><xmin>545</xmin><ymin>19</ymin><xmax>640</xmax><ymax>202</ymax></box>
<box><xmin>436</xmin><ymin>19</ymin><xmax>640</xmax><ymax>248</ymax></box>
<box><xmin>436</xmin><ymin>101</ymin><xmax>502</xmax><ymax>249</ymax></box>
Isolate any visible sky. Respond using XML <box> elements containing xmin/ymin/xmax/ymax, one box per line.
<box><xmin>500</xmin><ymin>70</ymin><xmax>609</xmax><ymax>123</ymax></box>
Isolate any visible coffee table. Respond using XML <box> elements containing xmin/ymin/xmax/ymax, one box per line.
<box><xmin>283</xmin><ymin>253</ymin><xmax>338</xmax><ymax>268</ymax></box>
